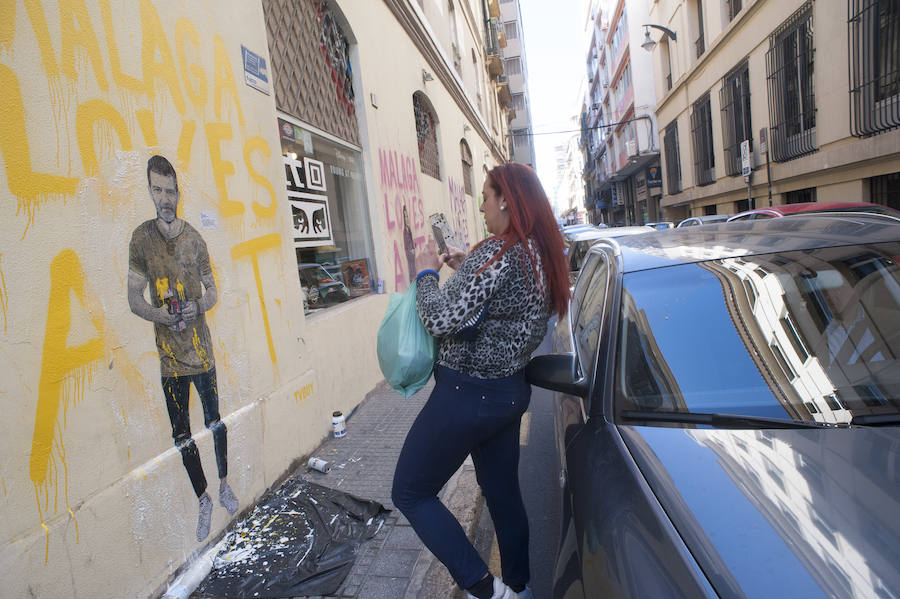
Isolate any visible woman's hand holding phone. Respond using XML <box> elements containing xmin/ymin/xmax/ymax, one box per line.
<box><xmin>440</xmin><ymin>245</ymin><xmax>466</xmax><ymax>270</ymax></box>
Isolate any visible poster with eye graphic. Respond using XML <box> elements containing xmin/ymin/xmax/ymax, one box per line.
<box><xmin>284</xmin><ymin>155</ymin><xmax>334</xmax><ymax>247</ymax></box>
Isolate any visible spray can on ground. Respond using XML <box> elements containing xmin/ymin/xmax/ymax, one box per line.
<box><xmin>332</xmin><ymin>411</ymin><xmax>347</xmax><ymax>438</ymax></box>
<box><xmin>308</xmin><ymin>457</ymin><xmax>331</xmax><ymax>473</ymax></box>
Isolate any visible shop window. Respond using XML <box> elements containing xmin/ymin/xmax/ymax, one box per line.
<box><xmin>784</xmin><ymin>187</ymin><xmax>816</xmax><ymax>204</ymax></box>
<box><xmin>460</xmin><ymin>140</ymin><xmax>474</xmax><ymax>196</ymax></box>
<box><xmin>279</xmin><ymin>117</ymin><xmax>376</xmax><ymax>315</ymax></box>
<box><xmin>413</xmin><ymin>92</ymin><xmax>441</xmax><ymax>179</ymax></box>
<box><xmin>869</xmin><ymin>172</ymin><xmax>900</xmax><ymax>209</ymax></box>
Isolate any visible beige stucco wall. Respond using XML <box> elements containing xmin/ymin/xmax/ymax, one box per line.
<box><xmin>0</xmin><ymin>1</ymin><xmax>502</xmax><ymax>596</ymax></box>
<box><xmin>0</xmin><ymin>1</ymin><xmax>388</xmax><ymax>596</ymax></box>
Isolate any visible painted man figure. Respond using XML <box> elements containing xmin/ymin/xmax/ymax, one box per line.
<box><xmin>127</xmin><ymin>155</ymin><xmax>238</xmax><ymax>542</ymax></box>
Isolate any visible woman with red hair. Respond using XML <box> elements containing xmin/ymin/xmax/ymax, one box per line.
<box><xmin>392</xmin><ymin>163</ymin><xmax>569</xmax><ymax>599</ymax></box>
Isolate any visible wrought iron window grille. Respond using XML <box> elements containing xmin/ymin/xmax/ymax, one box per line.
<box><xmin>766</xmin><ymin>1</ymin><xmax>817</xmax><ymax>162</ymax></box>
<box><xmin>691</xmin><ymin>93</ymin><xmax>716</xmax><ymax>186</ymax></box>
<box><xmin>849</xmin><ymin>0</ymin><xmax>900</xmax><ymax>136</ymax></box>
<box><xmin>413</xmin><ymin>93</ymin><xmax>441</xmax><ymax>179</ymax></box>
<box><xmin>720</xmin><ymin>61</ymin><xmax>753</xmax><ymax>176</ymax></box>
<box><xmin>664</xmin><ymin>121</ymin><xmax>682</xmax><ymax>195</ymax></box>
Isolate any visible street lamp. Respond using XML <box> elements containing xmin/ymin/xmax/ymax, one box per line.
<box><xmin>640</xmin><ymin>24</ymin><xmax>677</xmax><ymax>52</ymax></box>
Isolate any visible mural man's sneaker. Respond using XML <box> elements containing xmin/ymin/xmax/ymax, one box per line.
<box><xmin>219</xmin><ymin>480</ymin><xmax>239</xmax><ymax>516</ymax></box>
<box><xmin>197</xmin><ymin>492</ymin><xmax>213</xmax><ymax>541</ymax></box>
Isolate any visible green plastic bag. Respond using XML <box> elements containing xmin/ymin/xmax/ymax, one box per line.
<box><xmin>377</xmin><ymin>284</ymin><xmax>437</xmax><ymax>398</ymax></box>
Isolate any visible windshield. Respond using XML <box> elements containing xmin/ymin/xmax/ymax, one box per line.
<box><xmin>615</xmin><ymin>243</ymin><xmax>900</xmax><ymax>424</ymax></box>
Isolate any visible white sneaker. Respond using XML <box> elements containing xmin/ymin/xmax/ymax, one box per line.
<box><xmin>465</xmin><ymin>576</ymin><xmax>518</xmax><ymax>599</ymax></box>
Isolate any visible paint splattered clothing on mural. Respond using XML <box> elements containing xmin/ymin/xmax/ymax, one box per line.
<box><xmin>415</xmin><ymin>238</ymin><xmax>550</xmax><ymax>379</ymax></box>
<box><xmin>129</xmin><ymin>220</ymin><xmax>216</xmax><ymax>377</ymax></box>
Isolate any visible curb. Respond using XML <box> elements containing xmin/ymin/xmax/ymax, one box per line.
<box><xmin>404</xmin><ymin>457</ymin><xmax>485</xmax><ymax>599</ymax></box>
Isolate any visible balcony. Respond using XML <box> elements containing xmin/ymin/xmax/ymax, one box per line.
<box><xmin>497</xmin><ymin>74</ymin><xmax>512</xmax><ymax>107</ymax></box>
<box><xmin>484</xmin><ymin>18</ymin><xmax>503</xmax><ymax>79</ymax></box>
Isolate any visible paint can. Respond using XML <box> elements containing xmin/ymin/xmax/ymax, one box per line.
<box><xmin>332</xmin><ymin>411</ymin><xmax>347</xmax><ymax>438</ymax></box>
<box><xmin>308</xmin><ymin>457</ymin><xmax>331</xmax><ymax>473</ymax></box>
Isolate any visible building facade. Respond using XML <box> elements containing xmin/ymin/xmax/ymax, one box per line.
<box><xmin>581</xmin><ymin>0</ymin><xmax>663</xmax><ymax>226</ymax></box>
<box><xmin>500</xmin><ymin>0</ymin><xmax>537</xmax><ymax>167</ymax></box>
<box><xmin>0</xmin><ymin>0</ymin><xmax>510</xmax><ymax>596</ymax></box>
<box><xmin>648</xmin><ymin>0</ymin><xmax>900</xmax><ymax>222</ymax></box>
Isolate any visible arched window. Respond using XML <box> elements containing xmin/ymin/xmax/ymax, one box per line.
<box><xmin>460</xmin><ymin>139</ymin><xmax>474</xmax><ymax>196</ymax></box>
<box><xmin>413</xmin><ymin>92</ymin><xmax>441</xmax><ymax>179</ymax></box>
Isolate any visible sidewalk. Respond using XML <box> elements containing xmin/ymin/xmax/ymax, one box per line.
<box><xmin>272</xmin><ymin>378</ymin><xmax>482</xmax><ymax>599</ymax></box>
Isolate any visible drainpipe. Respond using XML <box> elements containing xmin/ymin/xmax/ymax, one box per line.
<box><xmin>161</xmin><ymin>536</ymin><xmax>229</xmax><ymax>599</ymax></box>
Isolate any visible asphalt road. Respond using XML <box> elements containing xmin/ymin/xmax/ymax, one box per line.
<box><xmin>473</xmin><ymin>321</ymin><xmax>561</xmax><ymax>599</ymax></box>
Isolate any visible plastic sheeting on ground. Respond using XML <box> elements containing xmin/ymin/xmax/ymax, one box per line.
<box><xmin>194</xmin><ymin>478</ymin><xmax>388</xmax><ymax>598</ymax></box>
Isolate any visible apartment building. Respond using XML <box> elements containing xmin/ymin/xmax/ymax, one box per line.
<box><xmin>581</xmin><ymin>0</ymin><xmax>663</xmax><ymax>226</ymax></box>
<box><xmin>500</xmin><ymin>0</ymin><xmax>538</xmax><ymax>167</ymax></box>
<box><xmin>648</xmin><ymin>0</ymin><xmax>900</xmax><ymax>222</ymax></box>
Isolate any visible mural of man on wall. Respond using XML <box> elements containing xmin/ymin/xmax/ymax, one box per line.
<box><xmin>127</xmin><ymin>155</ymin><xmax>239</xmax><ymax>542</ymax></box>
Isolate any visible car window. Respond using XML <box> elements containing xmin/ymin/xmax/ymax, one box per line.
<box><xmin>614</xmin><ymin>242</ymin><xmax>900</xmax><ymax>424</ymax></box>
<box><xmin>571</xmin><ymin>252</ymin><xmax>600</xmax><ymax>324</ymax></box>
<box><xmin>573</xmin><ymin>253</ymin><xmax>610</xmax><ymax>381</ymax></box>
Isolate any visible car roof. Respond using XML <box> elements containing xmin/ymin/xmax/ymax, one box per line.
<box><xmin>728</xmin><ymin>201</ymin><xmax>900</xmax><ymax>220</ymax></box>
<box><xmin>570</xmin><ymin>225</ymin><xmax>653</xmax><ymax>242</ymax></box>
<box><xmin>590</xmin><ymin>213</ymin><xmax>900</xmax><ymax>273</ymax></box>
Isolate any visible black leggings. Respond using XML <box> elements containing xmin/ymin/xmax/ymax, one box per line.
<box><xmin>162</xmin><ymin>368</ymin><xmax>227</xmax><ymax>497</ymax></box>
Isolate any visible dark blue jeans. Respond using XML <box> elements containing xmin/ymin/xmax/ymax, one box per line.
<box><xmin>392</xmin><ymin>365</ymin><xmax>531</xmax><ymax>590</ymax></box>
<box><xmin>162</xmin><ymin>368</ymin><xmax>227</xmax><ymax>497</ymax></box>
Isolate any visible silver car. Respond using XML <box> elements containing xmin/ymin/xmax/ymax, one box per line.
<box><xmin>528</xmin><ymin>214</ymin><xmax>900</xmax><ymax>598</ymax></box>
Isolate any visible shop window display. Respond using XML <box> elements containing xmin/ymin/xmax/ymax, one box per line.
<box><xmin>279</xmin><ymin>117</ymin><xmax>376</xmax><ymax>314</ymax></box>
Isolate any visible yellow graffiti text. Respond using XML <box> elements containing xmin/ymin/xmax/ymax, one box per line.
<box><xmin>0</xmin><ymin>65</ymin><xmax>78</xmax><ymax>220</ymax></box>
<box><xmin>24</xmin><ymin>0</ymin><xmax>60</xmax><ymax>77</ymax></box>
<box><xmin>31</xmin><ymin>250</ymin><xmax>105</xmax><ymax>560</ymax></box>
<box><xmin>136</xmin><ymin>109</ymin><xmax>158</xmax><ymax>147</ymax></box>
<box><xmin>213</xmin><ymin>34</ymin><xmax>244</xmax><ymax>126</ymax></box>
<box><xmin>1</xmin><ymin>0</ymin><xmax>14</xmax><ymax>51</ymax></box>
<box><xmin>176</xmin><ymin>119</ymin><xmax>196</xmax><ymax>171</ymax></box>
<box><xmin>140</xmin><ymin>0</ymin><xmax>186</xmax><ymax>115</ymax></box>
<box><xmin>175</xmin><ymin>19</ymin><xmax>207</xmax><ymax>110</ymax></box>
<box><xmin>244</xmin><ymin>136</ymin><xmax>277</xmax><ymax>219</ymax></box>
<box><xmin>76</xmin><ymin>99</ymin><xmax>133</xmax><ymax>176</ymax></box>
<box><xmin>293</xmin><ymin>383</ymin><xmax>314</xmax><ymax>403</ymax></box>
<box><xmin>231</xmin><ymin>234</ymin><xmax>282</xmax><ymax>364</ymax></box>
<box><xmin>59</xmin><ymin>0</ymin><xmax>109</xmax><ymax>91</ymax></box>
<box><xmin>99</xmin><ymin>0</ymin><xmax>144</xmax><ymax>93</ymax></box>
<box><xmin>205</xmin><ymin>122</ymin><xmax>243</xmax><ymax>217</ymax></box>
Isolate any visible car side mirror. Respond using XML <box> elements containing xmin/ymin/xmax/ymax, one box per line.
<box><xmin>525</xmin><ymin>354</ymin><xmax>588</xmax><ymax>398</ymax></box>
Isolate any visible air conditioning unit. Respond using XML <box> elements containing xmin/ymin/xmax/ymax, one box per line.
<box><xmin>626</xmin><ymin>140</ymin><xmax>638</xmax><ymax>156</ymax></box>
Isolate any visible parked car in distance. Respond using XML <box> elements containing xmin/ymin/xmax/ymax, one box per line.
<box><xmin>528</xmin><ymin>214</ymin><xmax>900</xmax><ymax>599</ymax></box>
<box><xmin>567</xmin><ymin>226</ymin><xmax>655</xmax><ymax>282</ymax></box>
<box><xmin>727</xmin><ymin>201</ymin><xmax>900</xmax><ymax>222</ymax></box>
<box><xmin>645</xmin><ymin>221</ymin><xmax>674</xmax><ymax>230</ymax></box>
<box><xmin>298</xmin><ymin>263</ymin><xmax>350</xmax><ymax>311</ymax></box>
<box><xmin>676</xmin><ymin>214</ymin><xmax>732</xmax><ymax>227</ymax></box>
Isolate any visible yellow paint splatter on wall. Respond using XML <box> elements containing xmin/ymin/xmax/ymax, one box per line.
<box><xmin>191</xmin><ymin>327</ymin><xmax>211</xmax><ymax>372</ymax></box>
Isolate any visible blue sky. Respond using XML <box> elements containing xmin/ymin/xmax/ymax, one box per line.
<box><xmin>519</xmin><ymin>0</ymin><xmax>588</xmax><ymax>200</ymax></box>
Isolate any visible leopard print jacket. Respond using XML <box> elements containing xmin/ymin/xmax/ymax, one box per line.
<box><xmin>416</xmin><ymin>237</ymin><xmax>551</xmax><ymax>379</ymax></box>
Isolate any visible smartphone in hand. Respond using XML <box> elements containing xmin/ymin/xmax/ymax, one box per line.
<box><xmin>429</xmin><ymin>213</ymin><xmax>456</xmax><ymax>255</ymax></box>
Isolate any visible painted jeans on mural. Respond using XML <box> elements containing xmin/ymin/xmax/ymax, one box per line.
<box><xmin>162</xmin><ymin>369</ymin><xmax>227</xmax><ymax>497</ymax></box>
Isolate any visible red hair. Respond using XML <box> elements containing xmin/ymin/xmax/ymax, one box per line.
<box><xmin>475</xmin><ymin>163</ymin><xmax>570</xmax><ymax>317</ymax></box>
